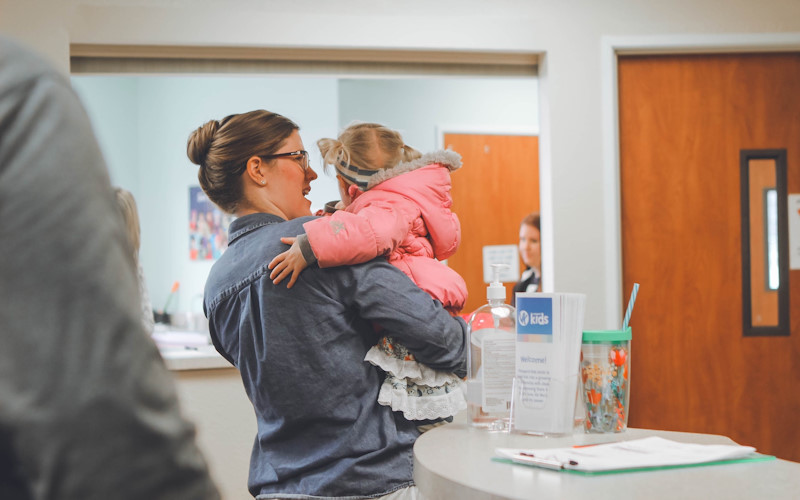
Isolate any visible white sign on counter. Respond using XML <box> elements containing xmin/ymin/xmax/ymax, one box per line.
<box><xmin>512</xmin><ymin>293</ymin><xmax>586</xmax><ymax>436</ymax></box>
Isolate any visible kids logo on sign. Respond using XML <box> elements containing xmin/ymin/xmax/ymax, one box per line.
<box><xmin>516</xmin><ymin>296</ymin><xmax>553</xmax><ymax>335</ymax></box>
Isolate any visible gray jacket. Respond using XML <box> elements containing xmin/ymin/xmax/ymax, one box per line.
<box><xmin>0</xmin><ymin>36</ymin><xmax>219</xmax><ymax>500</ymax></box>
<box><xmin>204</xmin><ymin>212</ymin><xmax>468</xmax><ymax>499</ymax></box>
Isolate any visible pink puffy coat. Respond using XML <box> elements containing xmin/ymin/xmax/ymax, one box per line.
<box><xmin>303</xmin><ymin>150</ymin><xmax>468</xmax><ymax>312</ymax></box>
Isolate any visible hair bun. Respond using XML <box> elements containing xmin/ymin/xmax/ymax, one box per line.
<box><xmin>186</xmin><ymin>119</ymin><xmax>220</xmax><ymax>167</ymax></box>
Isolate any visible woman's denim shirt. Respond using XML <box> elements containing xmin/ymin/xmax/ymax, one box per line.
<box><xmin>204</xmin><ymin>213</ymin><xmax>468</xmax><ymax>499</ymax></box>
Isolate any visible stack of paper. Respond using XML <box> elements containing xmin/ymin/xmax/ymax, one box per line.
<box><xmin>152</xmin><ymin>329</ymin><xmax>211</xmax><ymax>349</ymax></box>
<box><xmin>511</xmin><ymin>292</ymin><xmax>586</xmax><ymax>435</ymax></box>
<box><xmin>495</xmin><ymin>437</ymin><xmax>768</xmax><ymax>474</ymax></box>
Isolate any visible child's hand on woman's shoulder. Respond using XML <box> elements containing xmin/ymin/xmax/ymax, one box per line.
<box><xmin>268</xmin><ymin>237</ymin><xmax>309</xmax><ymax>288</ymax></box>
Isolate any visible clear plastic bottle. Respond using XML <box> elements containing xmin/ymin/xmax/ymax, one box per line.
<box><xmin>466</xmin><ymin>264</ymin><xmax>516</xmax><ymax>430</ymax></box>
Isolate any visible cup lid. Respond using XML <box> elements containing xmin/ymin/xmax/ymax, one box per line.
<box><xmin>582</xmin><ymin>326</ymin><xmax>632</xmax><ymax>342</ymax></box>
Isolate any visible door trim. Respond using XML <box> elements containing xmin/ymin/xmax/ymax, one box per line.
<box><xmin>601</xmin><ymin>32</ymin><xmax>800</xmax><ymax>328</ymax></box>
<box><xmin>437</xmin><ymin>126</ymin><xmax>547</xmax><ymax>291</ymax></box>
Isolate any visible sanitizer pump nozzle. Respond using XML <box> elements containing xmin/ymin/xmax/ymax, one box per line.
<box><xmin>487</xmin><ymin>263</ymin><xmax>509</xmax><ymax>304</ymax></box>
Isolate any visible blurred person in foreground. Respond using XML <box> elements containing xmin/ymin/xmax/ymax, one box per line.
<box><xmin>0</xmin><ymin>36</ymin><xmax>219</xmax><ymax>499</ymax></box>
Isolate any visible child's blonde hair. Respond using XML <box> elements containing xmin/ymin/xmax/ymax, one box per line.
<box><xmin>318</xmin><ymin>122</ymin><xmax>422</xmax><ymax>190</ymax></box>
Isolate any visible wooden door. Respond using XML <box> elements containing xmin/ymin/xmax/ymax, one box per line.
<box><xmin>619</xmin><ymin>53</ymin><xmax>800</xmax><ymax>461</ymax></box>
<box><xmin>445</xmin><ymin>134</ymin><xmax>539</xmax><ymax>314</ymax></box>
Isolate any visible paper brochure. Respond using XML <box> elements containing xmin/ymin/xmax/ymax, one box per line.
<box><xmin>511</xmin><ymin>293</ymin><xmax>586</xmax><ymax>435</ymax></box>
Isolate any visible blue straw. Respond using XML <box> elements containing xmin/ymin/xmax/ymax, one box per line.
<box><xmin>622</xmin><ymin>283</ymin><xmax>639</xmax><ymax>330</ymax></box>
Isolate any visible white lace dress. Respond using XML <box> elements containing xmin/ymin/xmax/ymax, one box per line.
<box><xmin>365</xmin><ymin>335</ymin><xmax>465</xmax><ymax>421</ymax></box>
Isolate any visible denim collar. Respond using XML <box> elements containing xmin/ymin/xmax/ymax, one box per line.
<box><xmin>227</xmin><ymin>212</ymin><xmax>286</xmax><ymax>245</ymax></box>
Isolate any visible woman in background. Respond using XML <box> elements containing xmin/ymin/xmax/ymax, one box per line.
<box><xmin>512</xmin><ymin>212</ymin><xmax>541</xmax><ymax>305</ymax></box>
<box><xmin>114</xmin><ymin>187</ymin><xmax>155</xmax><ymax>335</ymax></box>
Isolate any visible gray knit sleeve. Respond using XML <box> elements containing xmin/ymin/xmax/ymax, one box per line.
<box><xmin>296</xmin><ymin>233</ymin><xmax>318</xmax><ymax>266</ymax></box>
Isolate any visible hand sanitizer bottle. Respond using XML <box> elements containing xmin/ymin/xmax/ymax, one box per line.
<box><xmin>466</xmin><ymin>264</ymin><xmax>516</xmax><ymax>430</ymax></box>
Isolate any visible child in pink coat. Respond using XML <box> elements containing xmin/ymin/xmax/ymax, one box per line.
<box><xmin>269</xmin><ymin>122</ymin><xmax>467</xmax><ymax>427</ymax></box>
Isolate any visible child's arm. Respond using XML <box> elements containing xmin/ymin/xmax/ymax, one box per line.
<box><xmin>268</xmin><ymin>234</ymin><xmax>317</xmax><ymax>288</ymax></box>
<box><xmin>303</xmin><ymin>197</ymin><xmax>417</xmax><ymax>268</ymax></box>
<box><xmin>269</xmin><ymin>194</ymin><xmax>405</xmax><ymax>287</ymax></box>
<box><xmin>274</xmin><ymin>200</ymin><xmax>343</xmax><ymax>287</ymax></box>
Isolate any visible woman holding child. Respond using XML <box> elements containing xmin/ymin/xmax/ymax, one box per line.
<box><xmin>187</xmin><ymin>110</ymin><xmax>467</xmax><ymax>500</ymax></box>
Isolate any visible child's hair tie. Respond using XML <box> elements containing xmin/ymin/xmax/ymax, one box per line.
<box><xmin>336</xmin><ymin>160</ymin><xmax>380</xmax><ymax>191</ymax></box>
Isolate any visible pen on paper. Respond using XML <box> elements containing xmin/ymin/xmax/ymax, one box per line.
<box><xmin>516</xmin><ymin>452</ymin><xmax>579</xmax><ymax>468</ymax></box>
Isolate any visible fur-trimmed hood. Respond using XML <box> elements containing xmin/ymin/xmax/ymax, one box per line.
<box><xmin>366</xmin><ymin>149</ymin><xmax>462</xmax><ymax>190</ymax></box>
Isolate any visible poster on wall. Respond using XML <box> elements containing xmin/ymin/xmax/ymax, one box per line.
<box><xmin>189</xmin><ymin>186</ymin><xmax>234</xmax><ymax>261</ymax></box>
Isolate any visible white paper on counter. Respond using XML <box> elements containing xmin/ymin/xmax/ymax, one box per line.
<box><xmin>152</xmin><ymin>329</ymin><xmax>210</xmax><ymax>348</ymax></box>
<box><xmin>496</xmin><ymin>436</ymin><xmax>757</xmax><ymax>472</ymax></box>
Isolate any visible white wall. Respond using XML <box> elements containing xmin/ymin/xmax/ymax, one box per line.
<box><xmin>70</xmin><ymin>77</ymin><xmax>140</xmax><ymax>189</ymax></box>
<box><xmin>338</xmin><ymin>78</ymin><xmax>539</xmax><ymax>152</ymax></box>
<box><xmin>173</xmin><ymin>368</ymin><xmax>256</xmax><ymax>500</ymax></box>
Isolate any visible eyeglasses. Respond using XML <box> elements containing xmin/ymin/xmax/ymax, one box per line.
<box><xmin>260</xmin><ymin>150</ymin><xmax>310</xmax><ymax>172</ymax></box>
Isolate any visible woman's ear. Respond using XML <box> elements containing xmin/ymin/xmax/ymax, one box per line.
<box><xmin>245</xmin><ymin>156</ymin><xmax>267</xmax><ymax>186</ymax></box>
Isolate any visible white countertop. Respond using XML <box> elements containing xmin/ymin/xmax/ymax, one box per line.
<box><xmin>152</xmin><ymin>327</ymin><xmax>232</xmax><ymax>371</ymax></box>
<box><xmin>414</xmin><ymin>420</ymin><xmax>800</xmax><ymax>500</ymax></box>
<box><xmin>158</xmin><ymin>344</ymin><xmax>233</xmax><ymax>371</ymax></box>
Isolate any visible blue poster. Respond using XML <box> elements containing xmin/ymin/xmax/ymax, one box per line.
<box><xmin>189</xmin><ymin>187</ymin><xmax>234</xmax><ymax>260</ymax></box>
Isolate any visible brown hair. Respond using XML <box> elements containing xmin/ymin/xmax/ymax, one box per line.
<box><xmin>186</xmin><ymin>110</ymin><xmax>298</xmax><ymax>213</ymax></box>
<box><xmin>317</xmin><ymin>122</ymin><xmax>421</xmax><ymax>176</ymax></box>
<box><xmin>521</xmin><ymin>212</ymin><xmax>540</xmax><ymax>231</ymax></box>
